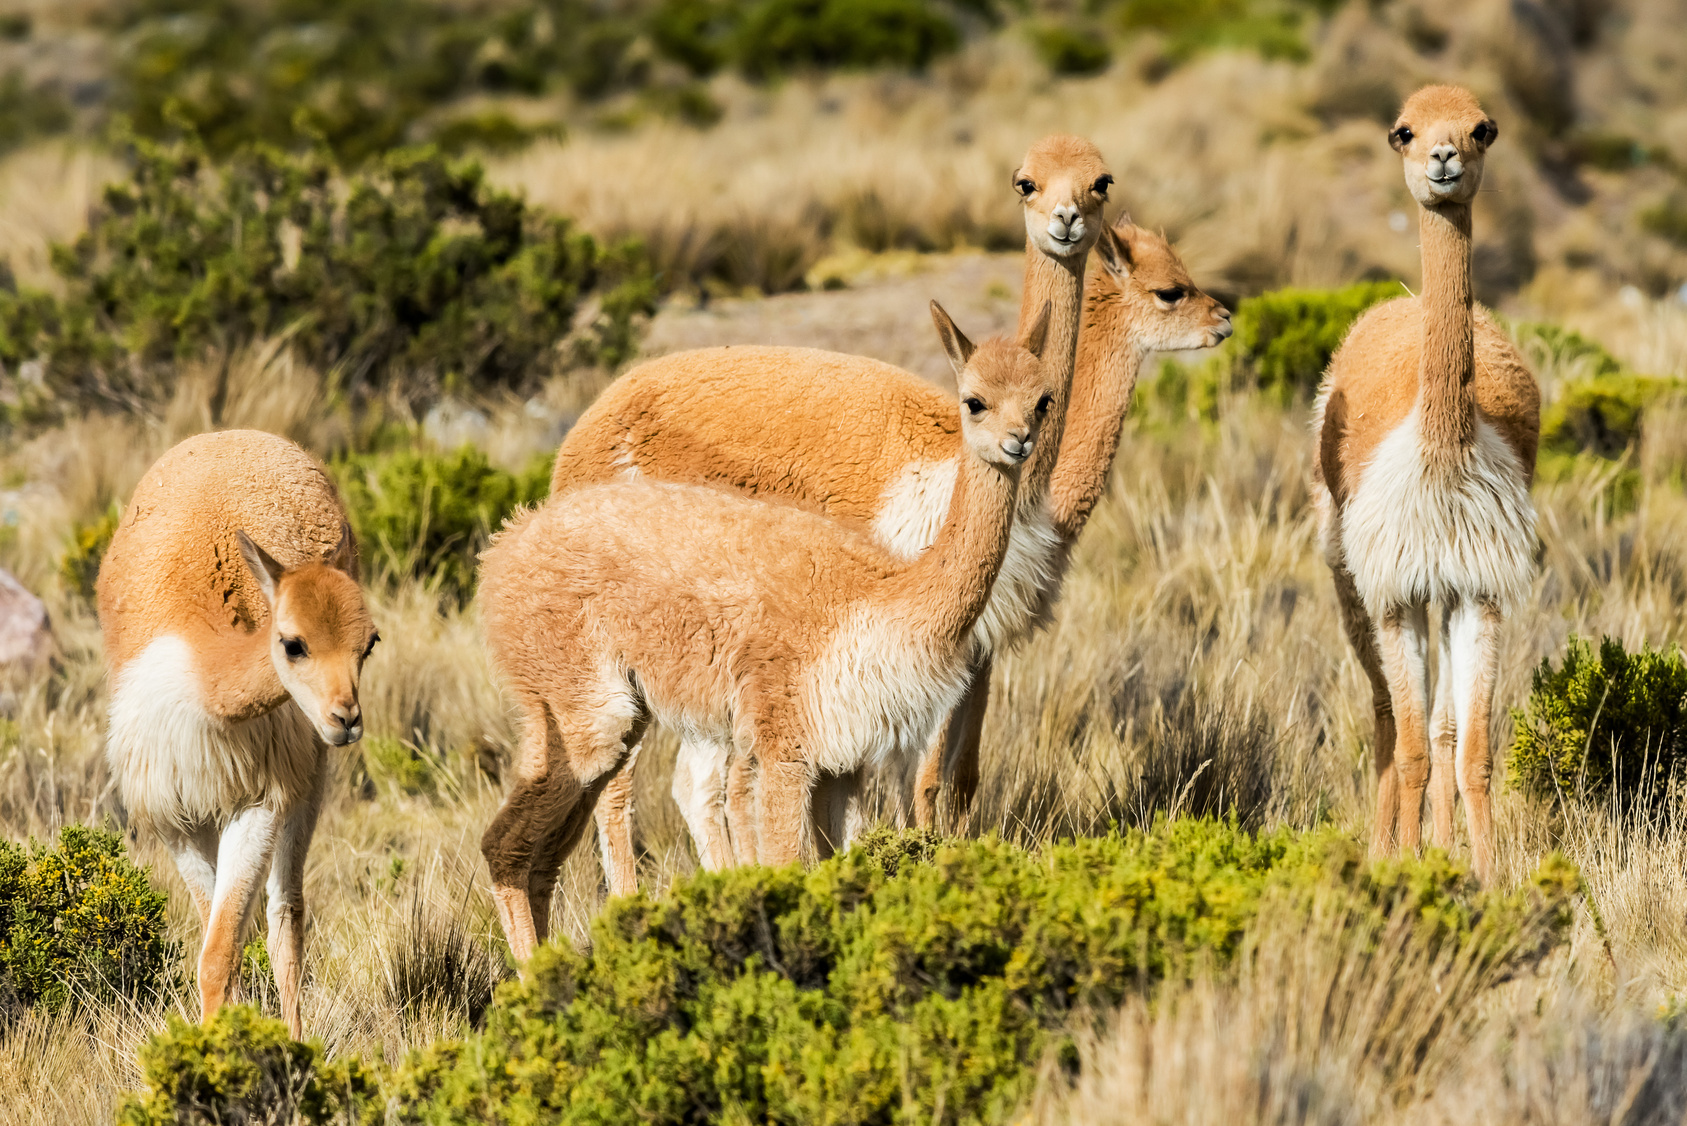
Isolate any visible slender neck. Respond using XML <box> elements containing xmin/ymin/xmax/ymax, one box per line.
<box><xmin>880</xmin><ymin>452</ymin><xmax>1020</xmax><ymax>647</ymax></box>
<box><xmin>1046</xmin><ymin>279</ymin><xmax>1145</xmax><ymax>542</ymax></box>
<box><xmin>1416</xmin><ymin>202</ymin><xmax>1476</xmax><ymax>465</ymax></box>
<box><xmin>1016</xmin><ymin>244</ymin><xmax>1086</xmax><ymax>510</ymax></box>
<box><xmin>199</xmin><ymin>621</ymin><xmax>288</xmax><ymax>722</ymax></box>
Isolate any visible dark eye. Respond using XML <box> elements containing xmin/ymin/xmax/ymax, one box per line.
<box><xmin>1015</xmin><ymin>178</ymin><xmax>1036</xmax><ymax>197</ymax></box>
<box><xmin>1036</xmin><ymin>393</ymin><xmax>1053</xmax><ymax>415</ymax></box>
<box><xmin>363</xmin><ymin>631</ymin><xmax>380</xmax><ymax>660</ymax></box>
<box><xmin>965</xmin><ymin>397</ymin><xmax>986</xmax><ymax>415</ymax></box>
<box><xmin>1154</xmin><ymin>287</ymin><xmax>1185</xmax><ymax>303</ymax></box>
<box><xmin>1391</xmin><ymin>125</ymin><xmax>1413</xmax><ymax>146</ymax></box>
<box><xmin>282</xmin><ymin>637</ymin><xmax>307</xmax><ymax>661</ymax></box>
<box><xmin>1472</xmin><ymin>121</ymin><xmax>1495</xmax><ymax>144</ymax></box>
<box><xmin>1092</xmin><ymin>173</ymin><xmax>1113</xmax><ymax>196</ymax></box>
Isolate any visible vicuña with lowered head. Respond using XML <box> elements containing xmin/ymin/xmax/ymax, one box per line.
<box><xmin>477</xmin><ymin>300</ymin><xmax>1058</xmax><ymax>962</ymax></box>
<box><xmin>1313</xmin><ymin>85</ymin><xmax>1539</xmax><ymax>884</ymax></box>
<box><xmin>98</xmin><ymin>430</ymin><xmax>379</xmax><ymax>1037</ymax></box>
<box><xmin>557</xmin><ymin>139</ymin><xmax>1231</xmax><ymax>892</ymax></box>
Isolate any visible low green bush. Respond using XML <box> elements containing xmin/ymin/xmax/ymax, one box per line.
<box><xmin>332</xmin><ymin>445</ymin><xmax>552</xmax><ymax>600</ymax></box>
<box><xmin>1540</xmin><ymin>373</ymin><xmax>1681</xmax><ymax>462</ymax></box>
<box><xmin>0</xmin><ymin>134</ymin><xmax>655</xmax><ymax>422</ymax></box>
<box><xmin>0</xmin><ymin>825</ymin><xmax>179</xmax><ymax>1019</ymax></box>
<box><xmin>1105</xmin><ymin>0</ymin><xmax>1343</xmax><ymax>64</ymax></box>
<box><xmin>116</xmin><ymin>821</ymin><xmax>1578</xmax><ymax>1125</ymax></box>
<box><xmin>1509</xmin><ymin>635</ymin><xmax>1687</xmax><ymax>809</ymax></box>
<box><xmin>1228</xmin><ymin>280</ymin><xmax>1400</xmax><ymax>402</ymax></box>
<box><xmin>1030</xmin><ymin>23</ymin><xmax>1114</xmax><ymax>75</ymax></box>
<box><xmin>118</xmin><ymin>1005</ymin><xmax>380</xmax><ymax>1126</ymax></box>
<box><xmin>651</xmin><ymin>0</ymin><xmax>963</xmax><ymax>81</ymax></box>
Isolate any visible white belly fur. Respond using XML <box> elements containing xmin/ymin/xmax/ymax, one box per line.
<box><xmin>1338</xmin><ymin>410</ymin><xmax>1536</xmax><ymax>616</ymax></box>
<box><xmin>872</xmin><ymin>458</ymin><xmax>1064</xmax><ymax>657</ymax></box>
<box><xmin>105</xmin><ymin>635</ymin><xmax>322</xmax><ymax>830</ymax></box>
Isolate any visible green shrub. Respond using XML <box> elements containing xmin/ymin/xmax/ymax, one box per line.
<box><xmin>59</xmin><ymin>504</ymin><xmax>120</xmax><ymax>601</ymax></box>
<box><xmin>1228</xmin><ymin>280</ymin><xmax>1400</xmax><ymax>402</ymax></box>
<box><xmin>332</xmin><ymin>445</ymin><xmax>551</xmax><ymax>600</ymax></box>
<box><xmin>1030</xmin><ymin>23</ymin><xmax>1114</xmax><ymax>75</ymax></box>
<box><xmin>1</xmin><ymin>134</ymin><xmax>655</xmax><ymax>421</ymax></box>
<box><xmin>1641</xmin><ymin>196</ymin><xmax>1687</xmax><ymax>247</ymax></box>
<box><xmin>1106</xmin><ymin>0</ymin><xmax>1342</xmax><ymax>64</ymax></box>
<box><xmin>382</xmin><ymin>821</ymin><xmax>1572</xmax><ymax>1124</ymax></box>
<box><xmin>119</xmin><ymin>1005</ymin><xmax>381</xmax><ymax>1126</ymax></box>
<box><xmin>1509</xmin><ymin>635</ymin><xmax>1687</xmax><ymax>809</ymax></box>
<box><xmin>650</xmin><ymin>0</ymin><xmax>962</xmax><ymax>80</ymax></box>
<box><xmin>1540</xmin><ymin>373</ymin><xmax>1680</xmax><ymax>461</ymax></box>
<box><xmin>356</xmin><ymin>736</ymin><xmax>442</xmax><ymax>798</ymax></box>
<box><xmin>1513</xmin><ymin>321</ymin><xmax>1624</xmax><ymax>381</ymax></box>
<box><xmin>0</xmin><ymin>825</ymin><xmax>179</xmax><ymax>1018</ymax></box>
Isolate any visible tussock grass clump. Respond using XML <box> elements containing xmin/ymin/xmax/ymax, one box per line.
<box><xmin>0</xmin><ymin>134</ymin><xmax>655</xmax><ymax>423</ymax></box>
<box><xmin>1509</xmin><ymin>635</ymin><xmax>1687</xmax><ymax>811</ymax></box>
<box><xmin>117</xmin><ymin>823</ymin><xmax>1574</xmax><ymax>1125</ymax></box>
<box><xmin>0</xmin><ymin>826</ymin><xmax>178</xmax><ymax>1021</ymax></box>
<box><xmin>332</xmin><ymin>445</ymin><xmax>552</xmax><ymax>602</ymax></box>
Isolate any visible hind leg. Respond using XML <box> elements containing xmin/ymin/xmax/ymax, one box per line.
<box><xmin>483</xmin><ymin>689</ymin><xmax>644</xmax><ymax>963</ymax></box>
<box><xmin>810</xmin><ymin>768</ymin><xmax>864</xmax><ymax>860</ymax></box>
<box><xmin>1448</xmin><ymin>599</ymin><xmax>1503</xmax><ymax>884</ymax></box>
<box><xmin>672</xmin><ymin>737</ymin><xmax>736</xmax><ymax>871</ymax></box>
<box><xmin>1330</xmin><ymin>564</ymin><xmax>1399</xmax><ymax>856</ymax></box>
<box><xmin>1428</xmin><ymin>602</ymin><xmax>1459</xmax><ymax>851</ymax></box>
<box><xmin>1375</xmin><ymin>603</ymin><xmax>1432</xmax><ymax>855</ymax></box>
<box><xmin>912</xmin><ymin>658</ymin><xmax>991</xmax><ymax>832</ymax></box>
<box><xmin>592</xmin><ymin>740</ymin><xmax>642</xmax><ymax>901</ymax></box>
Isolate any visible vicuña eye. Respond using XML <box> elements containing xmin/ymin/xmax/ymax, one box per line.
<box><xmin>1015</xmin><ymin>179</ymin><xmax>1036</xmax><ymax>197</ymax></box>
<box><xmin>1392</xmin><ymin>125</ymin><xmax>1414</xmax><ymax>145</ymax></box>
<box><xmin>1154</xmin><ymin>287</ymin><xmax>1185</xmax><ymax>303</ymax></box>
<box><xmin>282</xmin><ymin>637</ymin><xmax>307</xmax><ymax>661</ymax></box>
<box><xmin>1036</xmin><ymin>393</ymin><xmax>1053</xmax><ymax>414</ymax></box>
<box><xmin>1092</xmin><ymin>174</ymin><xmax>1113</xmax><ymax>195</ymax></box>
<box><xmin>363</xmin><ymin>631</ymin><xmax>380</xmax><ymax>659</ymax></box>
<box><xmin>965</xmin><ymin>398</ymin><xmax>986</xmax><ymax>415</ymax></box>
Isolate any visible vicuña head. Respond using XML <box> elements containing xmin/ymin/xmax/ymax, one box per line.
<box><xmin>932</xmin><ymin>298</ymin><xmax>1055</xmax><ymax>471</ymax></box>
<box><xmin>1014</xmin><ymin>134</ymin><xmax>1112</xmax><ymax>260</ymax></box>
<box><xmin>1093</xmin><ymin>220</ymin><xmax>1232</xmax><ymax>352</ymax></box>
<box><xmin>236</xmin><ymin>528</ymin><xmax>376</xmax><ymax>746</ymax></box>
<box><xmin>1388</xmin><ymin>85</ymin><xmax>1498</xmax><ymax>209</ymax></box>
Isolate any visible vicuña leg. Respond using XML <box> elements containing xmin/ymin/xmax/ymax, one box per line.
<box><xmin>1330</xmin><ymin>564</ymin><xmax>1397</xmax><ymax>857</ymax></box>
<box><xmin>199</xmin><ymin>805</ymin><xmax>281</xmax><ymax>1024</ymax></box>
<box><xmin>725</xmin><ymin>746</ymin><xmax>758</xmax><ymax>865</ymax></box>
<box><xmin>1428</xmin><ymin>602</ymin><xmax>1459</xmax><ymax>850</ymax></box>
<box><xmin>672</xmin><ymin>737</ymin><xmax>736</xmax><ymax>871</ymax></box>
<box><xmin>267</xmin><ymin>757</ymin><xmax>325</xmax><ymax>1040</ymax></box>
<box><xmin>1375</xmin><ymin>603</ymin><xmax>1432</xmax><ymax>855</ymax></box>
<box><xmin>1449</xmin><ymin>599</ymin><xmax>1502</xmax><ymax>884</ymax></box>
<box><xmin>811</xmin><ymin>768</ymin><xmax>864</xmax><ymax>860</ymax></box>
<box><xmin>912</xmin><ymin>658</ymin><xmax>991</xmax><ymax>832</ymax></box>
<box><xmin>163</xmin><ymin>822</ymin><xmax>221</xmax><ymax>932</ymax></box>
<box><xmin>754</xmin><ymin>751</ymin><xmax>815</xmax><ymax>868</ymax></box>
<box><xmin>593</xmin><ymin>740</ymin><xmax>641</xmax><ymax>899</ymax></box>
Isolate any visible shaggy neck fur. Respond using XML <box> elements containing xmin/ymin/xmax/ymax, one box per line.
<box><xmin>882</xmin><ymin>452</ymin><xmax>1020</xmax><ymax>648</ymax></box>
<box><xmin>1416</xmin><ymin>202</ymin><xmax>1476</xmax><ymax>468</ymax></box>
<box><xmin>1047</xmin><ymin>271</ymin><xmax>1148</xmax><ymax>542</ymax></box>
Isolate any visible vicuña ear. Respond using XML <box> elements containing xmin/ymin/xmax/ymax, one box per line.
<box><xmin>1095</xmin><ymin>224</ymin><xmax>1134</xmax><ymax>281</ymax></box>
<box><xmin>930</xmin><ymin>300</ymin><xmax>975</xmax><ymax>380</ymax></box>
<box><xmin>327</xmin><ymin>522</ymin><xmax>356</xmax><ymax>576</ymax></box>
<box><xmin>236</xmin><ymin>530</ymin><xmax>286</xmax><ymax>606</ymax></box>
<box><xmin>1022</xmin><ymin>301</ymin><xmax>1053</xmax><ymax>360</ymax></box>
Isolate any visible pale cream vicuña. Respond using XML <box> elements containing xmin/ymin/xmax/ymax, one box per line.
<box><xmin>1312</xmin><ymin>86</ymin><xmax>1540</xmax><ymax>884</ymax></box>
<box><xmin>477</xmin><ymin>301</ymin><xmax>1059</xmax><ymax>962</ymax></box>
<box><xmin>551</xmin><ymin>137</ymin><xmax>1232</xmax><ymax>890</ymax></box>
<box><xmin>97</xmin><ymin>430</ymin><xmax>380</xmax><ymax>1037</ymax></box>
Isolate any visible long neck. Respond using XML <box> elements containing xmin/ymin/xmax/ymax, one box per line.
<box><xmin>880</xmin><ymin>454</ymin><xmax>1020</xmax><ymax>648</ymax></box>
<box><xmin>1016</xmin><ymin>244</ymin><xmax>1086</xmax><ymax>509</ymax></box>
<box><xmin>1046</xmin><ymin>280</ymin><xmax>1143</xmax><ymax>542</ymax></box>
<box><xmin>198</xmin><ymin>624</ymin><xmax>288</xmax><ymax>722</ymax></box>
<box><xmin>1416</xmin><ymin>202</ymin><xmax>1476</xmax><ymax>467</ymax></box>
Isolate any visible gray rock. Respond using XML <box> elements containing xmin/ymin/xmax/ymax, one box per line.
<box><xmin>0</xmin><ymin>568</ymin><xmax>53</xmax><ymax>669</ymax></box>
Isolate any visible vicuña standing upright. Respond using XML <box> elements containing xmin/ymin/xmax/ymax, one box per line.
<box><xmin>98</xmin><ymin>431</ymin><xmax>379</xmax><ymax>1036</ymax></box>
<box><xmin>477</xmin><ymin>301</ymin><xmax>1058</xmax><ymax>961</ymax></box>
<box><xmin>1313</xmin><ymin>86</ymin><xmax>1539</xmax><ymax>883</ymax></box>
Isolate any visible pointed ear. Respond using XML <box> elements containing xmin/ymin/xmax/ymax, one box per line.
<box><xmin>1022</xmin><ymin>301</ymin><xmax>1052</xmax><ymax>360</ymax></box>
<box><xmin>930</xmin><ymin>300</ymin><xmax>975</xmax><ymax>380</ymax></box>
<box><xmin>327</xmin><ymin>522</ymin><xmax>356</xmax><ymax>576</ymax></box>
<box><xmin>1094</xmin><ymin>224</ymin><xmax>1134</xmax><ymax>281</ymax></box>
<box><xmin>236</xmin><ymin>530</ymin><xmax>286</xmax><ymax>606</ymax></box>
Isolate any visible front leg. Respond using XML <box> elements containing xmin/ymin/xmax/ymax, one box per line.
<box><xmin>754</xmin><ymin>755</ymin><xmax>814</xmax><ymax>868</ymax></box>
<box><xmin>200</xmin><ymin>806</ymin><xmax>282</xmax><ymax>1025</ymax></box>
<box><xmin>912</xmin><ymin>657</ymin><xmax>991</xmax><ymax>832</ymax></box>
<box><xmin>266</xmin><ymin>757</ymin><xmax>326</xmax><ymax>1040</ymax></box>
<box><xmin>1375</xmin><ymin>603</ymin><xmax>1432</xmax><ymax>855</ymax></box>
<box><xmin>161</xmin><ymin>822</ymin><xmax>221</xmax><ymax>933</ymax></box>
<box><xmin>593</xmin><ymin>740</ymin><xmax>642</xmax><ymax>899</ymax></box>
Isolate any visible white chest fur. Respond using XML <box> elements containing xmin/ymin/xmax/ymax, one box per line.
<box><xmin>105</xmin><ymin>636</ymin><xmax>322</xmax><ymax>829</ymax></box>
<box><xmin>1339</xmin><ymin>411</ymin><xmax>1536</xmax><ymax>616</ymax></box>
